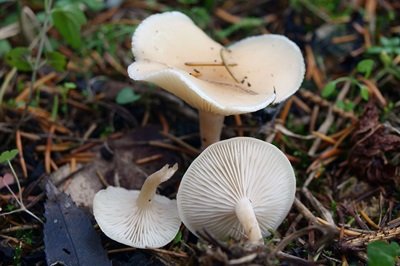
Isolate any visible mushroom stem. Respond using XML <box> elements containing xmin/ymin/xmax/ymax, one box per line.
<box><xmin>199</xmin><ymin>110</ymin><xmax>225</xmax><ymax>148</ymax></box>
<box><xmin>235</xmin><ymin>198</ymin><xmax>263</xmax><ymax>244</ymax></box>
<box><xmin>136</xmin><ymin>164</ymin><xmax>178</xmax><ymax>208</ymax></box>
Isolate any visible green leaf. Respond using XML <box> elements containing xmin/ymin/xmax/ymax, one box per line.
<box><xmin>63</xmin><ymin>82</ymin><xmax>76</xmax><ymax>90</ymax></box>
<box><xmin>172</xmin><ymin>230</ymin><xmax>183</xmax><ymax>244</ymax></box>
<box><xmin>51</xmin><ymin>5</ymin><xmax>87</xmax><ymax>49</ymax></box>
<box><xmin>115</xmin><ymin>88</ymin><xmax>141</xmax><ymax>104</ymax></box>
<box><xmin>187</xmin><ymin>7</ymin><xmax>211</xmax><ymax>29</ymax></box>
<box><xmin>51</xmin><ymin>95</ymin><xmax>59</xmax><ymax>121</ymax></box>
<box><xmin>321</xmin><ymin>81</ymin><xmax>336</xmax><ymax>98</ymax></box>
<box><xmin>336</xmin><ymin>100</ymin><xmax>355</xmax><ymax>112</ymax></box>
<box><xmin>55</xmin><ymin>0</ymin><xmax>105</xmax><ymax>11</ymax></box>
<box><xmin>379</xmin><ymin>52</ymin><xmax>392</xmax><ymax>67</ymax></box>
<box><xmin>367</xmin><ymin>241</ymin><xmax>400</xmax><ymax>266</ymax></box>
<box><xmin>359</xmin><ymin>85</ymin><xmax>369</xmax><ymax>101</ymax></box>
<box><xmin>357</xmin><ymin>59</ymin><xmax>374</xmax><ymax>78</ymax></box>
<box><xmin>380</xmin><ymin>37</ymin><xmax>400</xmax><ymax>48</ymax></box>
<box><xmin>216</xmin><ymin>17</ymin><xmax>263</xmax><ymax>39</ymax></box>
<box><xmin>380</xmin><ymin>37</ymin><xmax>391</xmax><ymax>47</ymax></box>
<box><xmin>178</xmin><ymin>0</ymin><xmax>198</xmax><ymax>4</ymax></box>
<box><xmin>344</xmin><ymin>101</ymin><xmax>355</xmax><ymax>112</ymax></box>
<box><xmin>367</xmin><ymin>46</ymin><xmax>383</xmax><ymax>54</ymax></box>
<box><xmin>45</xmin><ymin>51</ymin><xmax>67</xmax><ymax>71</ymax></box>
<box><xmin>81</xmin><ymin>0</ymin><xmax>104</xmax><ymax>11</ymax></box>
<box><xmin>0</xmin><ymin>149</ymin><xmax>19</xmax><ymax>163</ymax></box>
<box><xmin>5</xmin><ymin>47</ymin><xmax>32</xmax><ymax>71</ymax></box>
<box><xmin>0</xmin><ymin>39</ymin><xmax>11</xmax><ymax>57</ymax></box>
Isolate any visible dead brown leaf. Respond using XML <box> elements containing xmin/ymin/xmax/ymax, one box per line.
<box><xmin>348</xmin><ymin>101</ymin><xmax>400</xmax><ymax>184</ymax></box>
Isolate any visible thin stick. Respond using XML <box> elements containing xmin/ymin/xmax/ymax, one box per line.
<box><xmin>0</xmin><ymin>224</ymin><xmax>40</xmax><ymax>233</ymax></box>
<box><xmin>302</xmin><ymin>187</ymin><xmax>335</xmax><ymax>225</ymax></box>
<box><xmin>292</xmin><ymin>95</ymin><xmax>311</xmax><ymax>113</ymax></box>
<box><xmin>159</xmin><ymin>131</ymin><xmax>200</xmax><ymax>155</ymax></box>
<box><xmin>3</xmin><ymin>162</ymin><xmax>43</xmax><ymax>223</ymax></box>
<box><xmin>149</xmin><ymin>140</ymin><xmax>197</xmax><ymax>156</ymax></box>
<box><xmin>220</xmin><ymin>48</ymin><xmax>240</xmax><ymax>83</ymax></box>
<box><xmin>276</xmin><ymin>251</ymin><xmax>313</xmax><ymax>265</ymax></box>
<box><xmin>96</xmin><ymin>170</ymin><xmax>109</xmax><ymax>187</ymax></box>
<box><xmin>135</xmin><ymin>154</ymin><xmax>163</xmax><ymax>164</ymax></box>
<box><xmin>184</xmin><ymin>62</ymin><xmax>237</xmax><ymax>67</ymax></box>
<box><xmin>293</xmin><ymin>198</ymin><xmax>319</xmax><ymax>224</ymax></box>
<box><xmin>141</xmin><ymin>109</ymin><xmax>150</xmax><ymax>126</ymax></box>
<box><xmin>45</xmin><ymin>125</ymin><xmax>55</xmax><ymax>174</ymax></box>
<box><xmin>148</xmin><ymin>247</ymin><xmax>189</xmax><ymax>258</ymax></box>
<box><xmin>23</xmin><ymin>0</ymin><xmax>54</xmax><ymax>116</ymax></box>
<box><xmin>104</xmin><ymin>52</ymin><xmax>127</xmax><ymax>76</ymax></box>
<box><xmin>309</xmin><ymin>106</ymin><xmax>319</xmax><ymax>132</ymax></box>
<box><xmin>359</xmin><ymin>77</ymin><xmax>387</xmax><ymax>107</ymax></box>
<box><xmin>16</xmin><ymin>130</ymin><xmax>28</xmax><ymax>178</ymax></box>
<box><xmin>70</xmin><ymin>158</ymin><xmax>76</xmax><ymax>173</ymax></box>
<box><xmin>359</xmin><ymin>210</ymin><xmax>380</xmax><ymax>230</ymax></box>
<box><xmin>308</xmin><ymin>107</ymin><xmax>334</xmax><ymax>156</ymax></box>
<box><xmin>299</xmin><ymin>89</ymin><xmax>357</xmax><ymax>121</ymax></box>
<box><xmin>278</xmin><ymin>98</ymin><xmax>293</xmax><ymax>124</ymax></box>
<box><xmin>311</xmin><ymin>131</ymin><xmax>336</xmax><ymax>144</ymax></box>
<box><xmin>107</xmin><ymin>247</ymin><xmax>188</xmax><ymax>258</ymax></box>
<box><xmin>234</xmin><ymin>114</ymin><xmax>244</xmax><ymax>136</ymax></box>
<box><xmin>158</xmin><ymin>113</ymin><xmax>169</xmax><ymax>134</ymax></box>
<box><xmin>0</xmin><ymin>67</ymin><xmax>17</xmax><ymax>107</ymax></box>
<box><xmin>317</xmin><ymin>218</ymin><xmax>361</xmax><ymax>236</ymax></box>
<box><xmin>15</xmin><ymin>72</ymin><xmax>57</xmax><ymax>102</ymax></box>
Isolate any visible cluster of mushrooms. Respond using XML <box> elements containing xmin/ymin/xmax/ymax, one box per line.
<box><xmin>93</xmin><ymin>11</ymin><xmax>305</xmax><ymax>248</ymax></box>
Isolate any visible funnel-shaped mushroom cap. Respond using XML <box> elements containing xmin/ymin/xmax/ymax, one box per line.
<box><xmin>93</xmin><ymin>165</ymin><xmax>181</xmax><ymax>248</ymax></box>
<box><xmin>177</xmin><ymin>137</ymin><xmax>296</xmax><ymax>241</ymax></box>
<box><xmin>128</xmin><ymin>11</ymin><xmax>305</xmax><ymax>115</ymax></box>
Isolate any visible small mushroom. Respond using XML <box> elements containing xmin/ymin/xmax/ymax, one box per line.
<box><xmin>128</xmin><ymin>11</ymin><xmax>305</xmax><ymax>148</ymax></box>
<box><xmin>176</xmin><ymin>137</ymin><xmax>296</xmax><ymax>244</ymax></box>
<box><xmin>93</xmin><ymin>164</ymin><xmax>181</xmax><ymax>248</ymax></box>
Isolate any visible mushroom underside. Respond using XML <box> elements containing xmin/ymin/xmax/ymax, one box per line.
<box><xmin>177</xmin><ymin>137</ymin><xmax>296</xmax><ymax>241</ymax></box>
<box><xmin>93</xmin><ymin>186</ymin><xmax>181</xmax><ymax>248</ymax></box>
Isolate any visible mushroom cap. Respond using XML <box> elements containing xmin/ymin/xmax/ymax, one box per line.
<box><xmin>93</xmin><ymin>186</ymin><xmax>181</xmax><ymax>248</ymax></box>
<box><xmin>176</xmin><ymin>137</ymin><xmax>296</xmax><ymax>240</ymax></box>
<box><xmin>128</xmin><ymin>11</ymin><xmax>305</xmax><ymax>115</ymax></box>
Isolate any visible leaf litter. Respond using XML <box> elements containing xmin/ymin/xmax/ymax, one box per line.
<box><xmin>49</xmin><ymin>125</ymin><xmax>183</xmax><ymax>209</ymax></box>
<box><xmin>43</xmin><ymin>179</ymin><xmax>111</xmax><ymax>266</ymax></box>
<box><xmin>0</xmin><ymin>0</ymin><xmax>400</xmax><ymax>265</ymax></box>
<box><xmin>349</xmin><ymin>100</ymin><xmax>400</xmax><ymax>184</ymax></box>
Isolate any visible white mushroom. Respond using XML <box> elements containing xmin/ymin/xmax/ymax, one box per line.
<box><xmin>176</xmin><ymin>137</ymin><xmax>296</xmax><ymax>244</ymax></box>
<box><xmin>128</xmin><ymin>11</ymin><xmax>305</xmax><ymax>148</ymax></box>
<box><xmin>93</xmin><ymin>164</ymin><xmax>181</xmax><ymax>248</ymax></box>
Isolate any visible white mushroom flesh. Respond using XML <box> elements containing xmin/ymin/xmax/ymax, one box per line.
<box><xmin>93</xmin><ymin>164</ymin><xmax>181</xmax><ymax>248</ymax></box>
<box><xmin>128</xmin><ymin>11</ymin><xmax>305</xmax><ymax>115</ymax></box>
<box><xmin>177</xmin><ymin>137</ymin><xmax>296</xmax><ymax>241</ymax></box>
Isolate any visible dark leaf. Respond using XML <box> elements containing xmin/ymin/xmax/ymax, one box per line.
<box><xmin>45</xmin><ymin>51</ymin><xmax>67</xmax><ymax>71</ymax></box>
<box><xmin>43</xmin><ymin>180</ymin><xmax>111</xmax><ymax>266</ymax></box>
<box><xmin>359</xmin><ymin>85</ymin><xmax>369</xmax><ymax>101</ymax></box>
<box><xmin>115</xmin><ymin>87</ymin><xmax>141</xmax><ymax>104</ymax></box>
<box><xmin>5</xmin><ymin>47</ymin><xmax>32</xmax><ymax>71</ymax></box>
<box><xmin>216</xmin><ymin>17</ymin><xmax>263</xmax><ymax>39</ymax></box>
<box><xmin>367</xmin><ymin>241</ymin><xmax>400</xmax><ymax>266</ymax></box>
<box><xmin>0</xmin><ymin>39</ymin><xmax>11</xmax><ymax>57</ymax></box>
<box><xmin>321</xmin><ymin>81</ymin><xmax>336</xmax><ymax>98</ymax></box>
<box><xmin>356</xmin><ymin>59</ymin><xmax>374</xmax><ymax>78</ymax></box>
<box><xmin>51</xmin><ymin>5</ymin><xmax>87</xmax><ymax>49</ymax></box>
<box><xmin>56</xmin><ymin>0</ymin><xmax>105</xmax><ymax>11</ymax></box>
